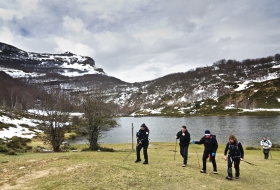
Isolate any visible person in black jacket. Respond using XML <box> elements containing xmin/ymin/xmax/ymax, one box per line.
<box><xmin>192</xmin><ymin>130</ymin><xmax>218</xmax><ymax>174</ymax></box>
<box><xmin>175</xmin><ymin>126</ymin><xmax>191</xmax><ymax>167</ymax></box>
<box><xmin>135</xmin><ymin>123</ymin><xmax>149</xmax><ymax>164</ymax></box>
<box><xmin>224</xmin><ymin>134</ymin><xmax>244</xmax><ymax>180</ymax></box>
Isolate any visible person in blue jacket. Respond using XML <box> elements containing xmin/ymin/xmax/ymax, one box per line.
<box><xmin>175</xmin><ymin>126</ymin><xmax>191</xmax><ymax>167</ymax></box>
<box><xmin>192</xmin><ymin>130</ymin><xmax>218</xmax><ymax>174</ymax></box>
<box><xmin>135</xmin><ymin>123</ymin><xmax>149</xmax><ymax>164</ymax></box>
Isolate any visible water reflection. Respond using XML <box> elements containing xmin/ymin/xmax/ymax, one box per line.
<box><xmin>68</xmin><ymin>116</ymin><xmax>280</xmax><ymax>146</ymax></box>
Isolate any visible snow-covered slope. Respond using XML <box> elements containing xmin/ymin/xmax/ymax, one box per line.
<box><xmin>1</xmin><ymin>42</ymin><xmax>280</xmax><ymax>116</ymax></box>
<box><xmin>0</xmin><ymin>42</ymin><xmax>126</xmax><ymax>91</ymax></box>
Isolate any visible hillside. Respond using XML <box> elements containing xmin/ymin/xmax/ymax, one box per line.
<box><xmin>107</xmin><ymin>55</ymin><xmax>280</xmax><ymax>115</ymax></box>
<box><xmin>0</xmin><ymin>71</ymin><xmax>39</xmax><ymax>110</ymax></box>
<box><xmin>0</xmin><ymin>42</ymin><xmax>127</xmax><ymax>93</ymax></box>
<box><xmin>1</xmin><ymin>42</ymin><xmax>280</xmax><ymax>116</ymax></box>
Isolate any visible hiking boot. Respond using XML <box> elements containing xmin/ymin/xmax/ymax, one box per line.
<box><xmin>135</xmin><ymin>160</ymin><xmax>141</xmax><ymax>163</ymax></box>
<box><xmin>143</xmin><ymin>161</ymin><xmax>148</xmax><ymax>164</ymax></box>
<box><xmin>235</xmin><ymin>176</ymin><xmax>239</xmax><ymax>179</ymax></box>
<box><xmin>213</xmin><ymin>170</ymin><xmax>218</xmax><ymax>174</ymax></box>
<box><xmin>200</xmin><ymin>170</ymin><xmax>206</xmax><ymax>173</ymax></box>
<box><xmin>226</xmin><ymin>176</ymin><xmax>232</xmax><ymax>180</ymax></box>
<box><xmin>182</xmin><ymin>164</ymin><xmax>186</xmax><ymax>167</ymax></box>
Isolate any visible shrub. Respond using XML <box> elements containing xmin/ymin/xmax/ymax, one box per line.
<box><xmin>0</xmin><ymin>121</ymin><xmax>16</xmax><ymax>130</ymax></box>
<box><xmin>0</xmin><ymin>145</ymin><xmax>9</xmax><ymax>153</ymax></box>
<box><xmin>99</xmin><ymin>146</ymin><xmax>115</xmax><ymax>152</ymax></box>
<box><xmin>272</xmin><ymin>144</ymin><xmax>280</xmax><ymax>148</ymax></box>
<box><xmin>81</xmin><ymin>146</ymin><xmax>114</xmax><ymax>152</ymax></box>
<box><xmin>6</xmin><ymin>149</ymin><xmax>17</xmax><ymax>155</ymax></box>
<box><xmin>246</xmin><ymin>146</ymin><xmax>260</xmax><ymax>150</ymax></box>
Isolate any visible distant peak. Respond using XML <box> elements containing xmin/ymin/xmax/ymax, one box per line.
<box><xmin>63</xmin><ymin>51</ymin><xmax>74</xmax><ymax>55</ymax></box>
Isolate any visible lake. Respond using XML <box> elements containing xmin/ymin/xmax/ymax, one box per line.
<box><xmin>68</xmin><ymin>116</ymin><xmax>280</xmax><ymax>146</ymax></box>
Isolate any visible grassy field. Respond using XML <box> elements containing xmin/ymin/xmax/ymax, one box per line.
<box><xmin>0</xmin><ymin>142</ymin><xmax>279</xmax><ymax>190</ymax></box>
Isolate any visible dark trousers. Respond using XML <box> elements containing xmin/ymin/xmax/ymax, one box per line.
<box><xmin>136</xmin><ymin>143</ymin><xmax>149</xmax><ymax>162</ymax></box>
<box><xmin>227</xmin><ymin>155</ymin><xmax>240</xmax><ymax>177</ymax></box>
<box><xmin>263</xmin><ymin>149</ymin><xmax>270</xmax><ymax>159</ymax></box>
<box><xmin>180</xmin><ymin>145</ymin><xmax>189</xmax><ymax>164</ymax></box>
<box><xmin>202</xmin><ymin>151</ymin><xmax>217</xmax><ymax>171</ymax></box>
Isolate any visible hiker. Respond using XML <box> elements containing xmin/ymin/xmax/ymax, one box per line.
<box><xmin>224</xmin><ymin>134</ymin><xmax>244</xmax><ymax>180</ymax></box>
<box><xmin>135</xmin><ymin>123</ymin><xmax>149</xmax><ymax>164</ymax></box>
<box><xmin>175</xmin><ymin>125</ymin><xmax>191</xmax><ymax>167</ymax></box>
<box><xmin>192</xmin><ymin>130</ymin><xmax>218</xmax><ymax>174</ymax></box>
<box><xmin>260</xmin><ymin>137</ymin><xmax>272</xmax><ymax>159</ymax></box>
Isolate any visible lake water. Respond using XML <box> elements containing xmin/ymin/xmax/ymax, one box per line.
<box><xmin>68</xmin><ymin>116</ymin><xmax>280</xmax><ymax>146</ymax></box>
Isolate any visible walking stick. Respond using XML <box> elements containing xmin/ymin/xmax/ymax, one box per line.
<box><xmin>123</xmin><ymin>149</ymin><xmax>134</xmax><ymax>162</ymax></box>
<box><xmin>174</xmin><ymin>139</ymin><xmax>177</xmax><ymax>160</ymax></box>
<box><xmin>243</xmin><ymin>160</ymin><xmax>256</xmax><ymax>166</ymax></box>
<box><xmin>195</xmin><ymin>146</ymin><xmax>201</xmax><ymax>169</ymax></box>
<box><xmin>270</xmin><ymin>150</ymin><xmax>272</xmax><ymax>159</ymax></box>
<box><xmin>123</xmin><ymin>123</ymin><xmax>136</xmax><ymax>162</ymax></box>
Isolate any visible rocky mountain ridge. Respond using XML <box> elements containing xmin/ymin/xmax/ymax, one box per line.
<box><xmin>0</xmin><ymin>42</ymin><xmax>126</xmax><ymax>91</ymax></box>
<box><xmin>1</xmin><ymin>42</ymin><xmax>280</xmax><ymax>116</ymax></box>
<box><xmin>104</xmin><ymin>54</ymin><xmax>280</xmax><ymax>115</ymax></box>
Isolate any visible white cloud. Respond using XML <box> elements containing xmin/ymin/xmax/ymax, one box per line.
<box><xmin>54</xmin><ymin>37</ymin><xmax>96</xmax><ymax>56</ymax></box>
<box><xmin>1</xmin><ymin>0</ymin><xmax>280</xmax><ymax>82</ymax></box>
<box><xmin>63</xmin><ymin>16</ymin><xmax>86</xmax><ymax>33</ymax></box>
<box><xmin>0</xmin><ymin>8</ymin><xmax>23</xmax><ymax>20</ymax></box>
<box><xmin>17</xmin><ymin>0</ymin><xmax>41</xmax><ymax>12</ymax></box>
<box><xmin>0</xmin><ymin>27</ymin><xmax>15</xmax><ymax>44</ymax></box>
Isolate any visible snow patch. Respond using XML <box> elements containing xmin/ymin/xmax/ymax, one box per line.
<box><xmin>0</xmin><ymin>112</ymin><xmax>42</xmax><ymax>140</ymax></box>
<box><xmin>0</xmin><ymin>67</ymin><xmax>46</xmax><ymax>78</ymax></box>
<box><xmin>242</xmin><ymin>108</ymin><xmax>280</xmax><ymax>112</ymax></box>
<box><xmin>272</xmin><ymin>64</ymin><xmax>280</xmax><ymax>68</ymax></box>
<box><xmin>235</xmin><ymin>81</ymin><xmax>252</xmax><ymax>91</ymax></box>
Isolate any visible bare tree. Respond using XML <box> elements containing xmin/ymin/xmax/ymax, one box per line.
<box><xmin>82</xmin><ymin>91</ymin><xmax>117</xmax><ymax>150</ymax></box>
<box><xmin>36</xmin><ymin>89</ymin><xmax>73</xmax><ymax>152</ymax></box>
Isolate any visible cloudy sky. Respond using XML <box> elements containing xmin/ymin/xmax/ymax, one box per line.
<box><xmin>1</xmin><ymin>0</ymin><xmax>280</xmax><ymax>83</ymax></box>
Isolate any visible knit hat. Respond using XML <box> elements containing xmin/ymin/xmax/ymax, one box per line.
<box><xmin>141</xmin><ymin>123</ymin><xmax>146</xmax><ymax>128</ymax></box>
<box><xmin>205</xmin><ymin>130</ymin><xmax>211</xmax><ymax>135</ymax></box>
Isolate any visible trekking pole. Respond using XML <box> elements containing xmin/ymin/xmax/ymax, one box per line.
<box><xmin>243</xmin><ymin>160</ymin><xmax>256</xmax><ymax>166</ymax></box>
<box><xmin>195</xmin><ymin>146</ymin><xmax>201</xmax><ymax>169</ymax></box>
<box><xmin>123</xmin><ymin>149</ymin><xmax>134</xmax><ymax>162</ymax></box>
<box><xmin>174</xmin><ymin>139</ymin><xmax>177</xmax><ymax>160</ymax></box>
<box><xmin>123</xmin><ymin>123</ymin><xmax>136</xmax><ymax>162</ymax></box>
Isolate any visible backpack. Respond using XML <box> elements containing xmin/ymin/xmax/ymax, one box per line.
<box><xmin>228</xmin><ymin>141</ymin><xmax>241</xmax><ymax>156</ymax></box>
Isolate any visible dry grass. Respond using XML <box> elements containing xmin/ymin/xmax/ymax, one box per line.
<box><xmin>0</xmin><ymin>142</ymin><xmax>279</xmax><ymax>190</ymax></box>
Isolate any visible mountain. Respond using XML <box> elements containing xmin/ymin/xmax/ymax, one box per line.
<box><xmin>1</xmin><ymin>42</ymin><xmax>280</xmax><ymax>116</ymax></box>
<box><xmin>103</xmin><ymin>54</ymin><xmax>280</xmax><ymax>115</ymax></box>
<box><xmin>0</xmin><ymin>42</ymin><xmax>127</xmax><ymax>92</ymax></box>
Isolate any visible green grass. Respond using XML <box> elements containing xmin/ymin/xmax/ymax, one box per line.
<box><xmin>0</xmin><ymin>143</ymin><xmax>279</xmax><ymax>190</ymax></box>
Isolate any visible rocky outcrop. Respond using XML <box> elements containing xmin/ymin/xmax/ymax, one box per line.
<box><xmin>82</xmin><ymin>57</ymin><xmax>95</xmax><ymax>66</ymax></box>
<box><xmin>0</xmin><ymin>42</ymin><xmax>28</xmax><ymax>56</ymax></box>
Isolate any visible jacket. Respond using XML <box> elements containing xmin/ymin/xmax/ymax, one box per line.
<box><xmin>260</xmin><ymin>139</ymin><xmax>272</xmax><ymax>149</ymax></box>
<box><xmin>194</xmin><ymin>135</ymin><xmax>218</xmax><ymax>153</ymax></box>
<box><xmin>136</xmin><ymin>129</ymin><xmax>149</xmax><ymax>145</ymax></box>
<box><xmin>176</xmin><ymin>130</ymin><xmax>191</xmax><ymax>146</ymax></box>
<box><xmin>224</xmin><ymin>141</ymin><xmax>244</xmax><ymax>159</ymax></box>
